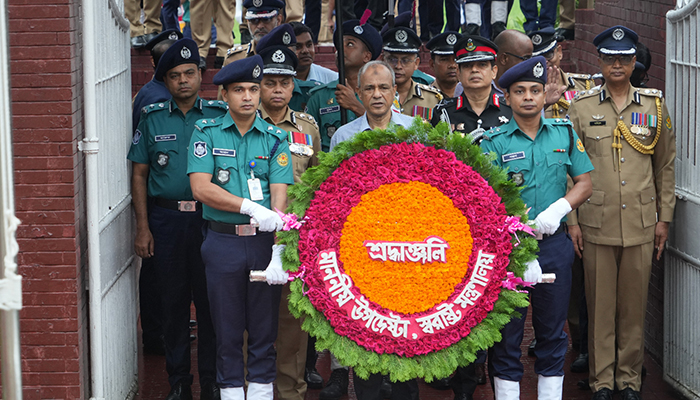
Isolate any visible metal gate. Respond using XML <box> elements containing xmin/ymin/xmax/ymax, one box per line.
<box><xmin>81</xmin><ymin>0</ymin><xmax>138</xmax><ymax>399</ymax></box>
<box><xmin>665</xmin><ymin>1</ymin><xmax>700</xmax><ymax>399</ymax></box>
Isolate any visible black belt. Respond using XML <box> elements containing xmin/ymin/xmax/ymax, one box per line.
<box><xmin>153</xmin><ymin>198</ymin><xmax>202</xmax><ymax>212</ymax></box>
<box><xmin>208</xmin><ymin>221</ymin><xmax>259</xmax><ymax>236</ymax></box>
<box><xmin>540</xmin><ymin>222</ymin><xmax>566</xmax><ymax>240</ymax></box>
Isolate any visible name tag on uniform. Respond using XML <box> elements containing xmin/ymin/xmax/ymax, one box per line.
<box><xmin>589</xmin><ymin>121</ymin><xmax>606</xmax><ymax>126</ymax></box>
<box><xmin>320</xmin><ymin>105</ymin><xmax>340</xmax><ymax>115</ymax></box>
<box><xmin>155</xmin><ymin>134</ymin><xmax>176</xmax><ymax>142</ymax></box>
<box><xmin>502</xmin><ymin>151</ymin><xmax>526</xmax><ymax>162</ymax></box>
<box><xmin>248</xmin><ymin>178</ymin><xmax>264</xmax><ymax>201</ymax></box>
<box><xmin>213</xmin><ymin>148</ymin><xmax>236</xmax><ymax>157</ymax></box>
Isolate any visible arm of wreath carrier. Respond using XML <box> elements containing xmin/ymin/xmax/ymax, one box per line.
<box><xmin>534</xmin><ymin>172</ymin><xmax>592</xmax><ymax>236</ymax></box>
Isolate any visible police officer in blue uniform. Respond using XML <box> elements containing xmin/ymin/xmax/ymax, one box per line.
<box><xmin>480</xmin><ymin>56</ymin><xmax>593</xmax><ymax>399</ymax></box>
<box><xmin>188</xmin><ymin>55</ymin><xmax>294</xmax><ymax>400</ymax></box>
<box><xmin>128</xmin><ymin>38</ymin><xmax>224</xmax><ymax>400</ymax></box>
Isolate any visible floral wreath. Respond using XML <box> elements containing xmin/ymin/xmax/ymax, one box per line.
<box><xmin>277</xmin><ymin>119</ymin><xmax>538</xmax><ymax>382</ymax></box>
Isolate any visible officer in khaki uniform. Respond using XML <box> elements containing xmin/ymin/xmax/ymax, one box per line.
<box><xmin>566</xmin><ymin>26</ymin><xmax>675</xmax><ymax>400</ymax></box>
<box><xmin>189</xmin><ymin>0</ymin><xmax>236</xmax><ymax>69</ymax></box>
<box><xmin>255</xmin><ymin>29</ymin><xmax>321</xmax><ymax>400</ymax></box>
<box><xmin>381</xmin><ymin>23</ymin><xmax>442</xmax><ymax>120</ymax></box>
<box><xmin>224</xmin><ymin>0</ymin><xmax>285</xmax><ymax>66</ymax></box>
<box><xmin>528</xmin><ymin>28</ymin><xmax>595</xmax><ymax>119</ymax></box>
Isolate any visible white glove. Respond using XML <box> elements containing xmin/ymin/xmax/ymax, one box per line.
<box><xmin>265</xmin><ymin>244</ymin><xmax>289</xmax><ymax>285</ymax></box>
<box><xmin>240</xmin><ymin>198</ymin><xmax>284</xmax><ymax>232</ymax></box>
<box><xmin>533</xmin><ymin>198</ymin><xmax>572</xmax><ymax>235</ymax></box>
<box><xmin>523</xmin><ymin>259</ymin><xmax>542</xmax><ymax>285</ymax></box>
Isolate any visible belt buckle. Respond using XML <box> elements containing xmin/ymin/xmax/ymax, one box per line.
<box><xmin>178</xmin><ymin>201</ymin><xmax>197</xmax><ymax>212</ymax></box>
<box><xmin>236</xmin><ymin>224</ymin><xmax>257</xmax><ymax>236</ymax></box>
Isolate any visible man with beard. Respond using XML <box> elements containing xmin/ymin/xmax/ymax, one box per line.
<box><xmin>426</xmin><ymin>31</ymin><xmax>462</xmax><ymax>99</ymax></box>
<box><xmin>224</xmin><ymin>0</ymin><xmax>285</xmax><ymax>66</ymax></box>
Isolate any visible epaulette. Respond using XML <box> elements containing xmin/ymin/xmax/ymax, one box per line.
<box><xmin>572</xmin><ymin>86</ymin><xmax>601</xmax><ymax>102</ymax></box>
<box><xmin>548</xmin><ymin>117</ymin><xmax>573</xmax><ymax>126</ymax></box>
<box><xmin>225</xmin><ymin>45</ymin><xmax>247</xmax><ymax>59</ymax></box>
<box><xmin>637</xmin><ymin>88</ymin><xmax>663</xmax><ymax>98</ymax></box>
<box><xmin>483</xmin><ymin>126</ymin><xmax>505</xmax><ymax>140</ymax></box>
<box><xmin>141</xmin><ymin>101</ymin><xmax>170</xmax><ymax>114</ymax></box>
<box><xmin>263</xmin><ymin>123</ymin><xmax>287</xmax><ymax>140</ymax></box>
<box><xmin>194</xmin><ymin>117</ymin><xmax>223</xmax><ymax>131</ymax></box>
<box><xmin>308</xmin><ymin>81</ymin><xmax>332</xmax><ymax>95</ymax></box>
<box><xmin>417</xmin><ymin>83</ymin><xmax>443</xmax><ymax>101</ymax></box>
<box><xmin>203</xmin><ymin>100</ymin><xmax>229</xmax><ymax>110</ymax></box>
<box><xmin>294</xmin><ymin>111</ymin><xmax>318</xmax><ymax>128</ymax></box>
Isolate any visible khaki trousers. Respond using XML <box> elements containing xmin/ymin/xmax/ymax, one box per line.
<box><xmin>124</xmin><ymin>0</ymin><xmax>162</xmax><ymax>37</ymax></box>
<box><xmin>275</xmin><ymin>284</ymin><xmax>308</xmax><ymax>400</ymax></box>
<box><xmin>558</xmin><ymin>0</ymin><xmax>575</xmax><ymax>30</ymax></box>
<box><xmin>286</xmin><ymin>0</ymin><xmax>305</xmax><ymax>22</ymax></box>
<box><xmin>582</xmin><ymin>241</ymin><xmax>654</xmax><ymax>392</ymax></box>
<box><xmin>190</xmin><ymin>0</ymin><xmax>236</xmax><ymax>58</ymax></box>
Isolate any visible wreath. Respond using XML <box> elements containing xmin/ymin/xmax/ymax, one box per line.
<box><xmin>277</xmin><ymin>119</ymin><xmax>538</xmax><ymax>382</ymax></box>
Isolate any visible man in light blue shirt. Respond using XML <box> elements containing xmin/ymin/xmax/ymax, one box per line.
<box><xmin>330</xmin><ymin>61</ymin><xmax>415</xmax><ymax>151</ymax></box>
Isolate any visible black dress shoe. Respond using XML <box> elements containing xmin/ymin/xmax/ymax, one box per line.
<box><xmin>143</xmin><ymin>31</ymin><xmax>159</xmax><ymax>44</ymax></box>
<box><xmin>491</xmin><ymin>21</ymin><xmax>507</xmax><ymax>40</ymax></box>
<box><xmin>578</xmin><ymin>378</ymin><xmax>589</xmax><ymax>390</ymax></box>
<box><xmin>427</xmin><ymin>377</ymin><xmax>451</xmax><ymax>390</ymax></box>
<box><xmin>555</xmin><ymin>27</ymin><xmax>575</xmax><ymax>41</ymax></box>
<box><xmin>165</xmin><ymin>381</ymin><xmax>193</xmax><ymax>400</ymax></box>
<box><xmin>319</xmin><ymin>368</ymin><xmax>348</xmax><ymax>400</ymax></box>
<box><xmin>198</xmin><ymin>58</ymin><xmax>207</xmax><ymax>71</ymax></box>
<box><xmin>200</xmin><ymin>381</ymin><xmax>220</xmax><ymax>400</ymax></box>
<box><xmin>528</xmin><ymin>338</ymin><xmax>536</xmax><ymax>356</ymax></box>
<box><xmin>131</xmin><ymin>35</ymin><xmax>147</xmax><ymax>49</ymax></box>
<box><xmin>620</xmin><ymin>387</ymin><xmax>641</xmax><ymax>400</ymax></box>
<box><xmin>570</xmin><ymin>353</ymin><xmax>589</xmax><ymax>373</ymax></box>
<box><xmin>591</xmin><ymin>388</ymin><xmax>613</xmax><ymax>400</ymax></box>
<box><xmin>475</xmin><ymin>362</ymin><xmax>487</xmax><ymax>385</ymax></box>
<box><xmin>305</xmin><ymin>367</ymin><xmax>324</xmax><ymax>389</ymax></box>
<box><xmin>463</xmin><ymin>23</ymin><xmax>480</xmax><ymax>36</ymax></box>
<box><xmin>380</xmin><ymin>375</ymin><xmax>392</xmax><ymax>399</ymax></box>
<box><xmin>214</xmin><ymin>56</ymin><xmax>225</xmax><ymax>69</ymax></box>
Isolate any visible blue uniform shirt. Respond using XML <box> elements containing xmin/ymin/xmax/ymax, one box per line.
<box><xmin>187</xmin><ymin>112</ymin><xmax>295</xmax><ymax>224</ymax></box>
<box><xmin>127</xmin><ymin>97</ymin><xmax>229</xmax><ymax>200</ymax></box>
<box><xmin>132</xmin><ymin>79</ymin><xmax>171</xmax><ymax>134</ymax></box>
<box><xmin>481</xmin><ymin>117</ymin><xmax>594</xmax><ymax>220</ymax></box>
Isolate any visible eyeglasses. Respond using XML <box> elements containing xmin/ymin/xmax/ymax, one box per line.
<box><xmin>600</xmin><ymin>55</ymin><xmax>634</xmax><ymax>65</ymax></box>
<box><xmin>385</xmin><ymin>56</ymin><xmax>418</xmax><ymax>66</ymax></box>
<box><xmin>247</xmin><ymin>17</ymin><xmax>274</xmax><ymax>25</ymax></box>
<box><xmin>503</xmin><ymin>52</ymin><xmax>532</xmax><ymax>61</ymax></box>
<box><xmin>542</xmin><ymin>50</ymin><xmax>556</xmax><ymax>60</ymax></box>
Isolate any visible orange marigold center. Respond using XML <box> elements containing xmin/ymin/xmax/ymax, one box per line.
<box><xmin>339</xmin><ymin>181</ymin><xmax>473</xmax><ymax>314</ymax></box>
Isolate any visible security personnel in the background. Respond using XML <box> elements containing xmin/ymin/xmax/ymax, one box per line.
<box><xmin>305</xmin><ymin>17</ymin><xmax>383</xmax><ymax>152</ymax></box>
<box><xmin>188</xmin><ymin>55</ymin><xmax>294</xmax><ymax>400</ymax></box>
<box><xmin>255</xmin><ymin>37</ymin><xmax>321</xmax><ymax>400</ymax></box>
<box><xmin>379</xmin><ymin>12</ymin><xmax>436</xmax><ymax>86</ymax></box>
<box><xmin>224</xmin><ymin>0</ymin><xmax>285</xmax><ymax>66</ymax></box>
<box><xmin>432</xmin><ymin>35</ymin><xmax>511</xmax><ymax>145</ymax></box>
<box><xmin>481</xmin><ymin>56</ymin><xmax>593</xmax><ymax>399</ymax></box>
<box><xmin>189</xmin><ymin>0</ymin><xmax>236</xmax><ymax>69</ymax></box>
<box><xmin>567</xmin><ymin>26</ymin><xmax>676</xmax><ymax>400</ymax></box>
<box><xmin>426</xmin><ymin>31</ymin><xmax>462</xmax><ymax>98</ymax></box>
<box><xmin>381</xmin><ymin>23</ymin><xmax>442</xmax><ymax>120</ymax></box>
<box><xmin>528</xmin><ymin>28</ymin><xmax>595</xmax><ymax>119</ymax></box>
<box><xmin>128</xmin><ymin>38</ymin><xmax>223</xmax><ymax>400</ymax></box>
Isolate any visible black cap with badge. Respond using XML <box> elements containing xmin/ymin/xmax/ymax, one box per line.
<box><xmin>528</xmin><ymin>27</ymin><xmax>558</xmax><ymax>57</ymax></box>
<box><xmin>243</xmin><ymin>0</ymin><xmax>285</xmax><ymax>19</ymax></box>
<box><xmin>454</xmin><ymin>35</ymin><xmax>498</xmax><ymax>64</ymax></box>
<box><xmin>594</xmin><ymin>25</ymin><xmax>638</xmax><ymax>54</ymax></box>
<box><xmin>258</xmin><ymin>46</ymin><xmax>298</xmax><ymax>76</ymax></box>
<box><xmin>145</xmin><ymin>29</ymin><xmax>183</xmax><ymax>51</ymax></box>
<box><xmin>426</xmin><ymin>31</ymin><xmax>462</xmax><ymax>55</ymax></box>
<box><xmin>213</xmin><ymin>54</ymin><xmax>265</xmax><ymax>86</ymax></box>
<box><xmin>154</xmin><ymin>38</ymin><xmax>200</xmax><ymax>81</ymax></box>
<box><xmin>382</xmin><ymin>26</ymin><xmax>422</xmax><ymax>54</ymax></box>
<box><xmin>333</xmin><ymin>10</ymin><xmax>383</xmax><ymax>61</ymax></box>
<box><xmin>498</xmin><ymin>55</ymin><xmax>548</xmax><ymax>89</ymax></box>
<box><xmin>256</xmin><ymin>23</ymin><xmax>296</xmax><ymax>51</ymax></box>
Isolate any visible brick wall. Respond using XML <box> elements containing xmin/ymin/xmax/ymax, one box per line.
<box><xmin>8</xmin><ymin>0</ymin><xmax>88</xmax><ymax>398</ymax></box>
<box><xmin>570</xmin><ymin>0</ymin><xmax>676</xmax><ymax>363</ymax></box>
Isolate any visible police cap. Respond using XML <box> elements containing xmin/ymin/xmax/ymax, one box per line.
<box><xmin>334</xmin><ymin>19</ymin><xmax>383</xmax><ymax>60</ymax></box>
<box><xmin>426</xmin><ymin>31</ymin><xmax>462</xmax><ymax>55</ymax></box>
<box><xmin>528</xmin><ymin>27</ymin><xmax>558</xmax><ymax>57</ymax></box>
<box><xmin>594</xmin><ymin>25</ymin><xmax>638</xmax><ymax>55</ymax></box>
<box><xmin>498</xmin><ymin>55</ymin><xmax>548</xmax><ymax>90</ymax></box>
<box><xmin>145</xmin><ymin>29</ymin><xmax>183</xmax><ymax>51</ymax></box>
<box><xmin>213</xmin><ymin>54</ymin><xmax>264</xmax><ymax>86</ymax></box>
<box><xmin>243</xmin><ymin>0</ymin><xmax>284</xmax><ymax>19</ymax></box>
<box><xmin>154</xmin><ymin>38</ymin><xmax>200</xmax><ymax>81</ymax></box>
<box><xmin>382</xmin><ymin>26</ymin><xmax>422</xmax><ymax>53</ymax></box>
<box><xmin>454</xmin><ymin>35</ymin><xmax>498</xmax><ymax>64</ymax></box>
<box><xmin>256</xmin><ymin>23</ymin><xmax>296</xmax><ymax>53</ymax></box>
<box><xmin>258</xmin><ymin>45</ymin><xmax>298</xmax><ymax>76</ymax></box>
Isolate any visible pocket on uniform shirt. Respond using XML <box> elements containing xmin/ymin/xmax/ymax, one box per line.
<box><xmin>579</xmin><ymin>189</ymin><xmax>605</xmax><ymax>228</ymax></box>
<box><xmin>545</xmin><ymin>152</ymin><xmax>572</xmax><ymax>185</ymax></box>
<box><xmin>152</xmin><ymin>142</ymin><xmax>178</xmax><ymax>170</ymax></box>
<box><xmin>640</xmin><ymin>186</ymin><xmax>658</xmax><ymax>228</ymax></box>
<box><xmin>584</xmin><ymin>128</ymin><xmax>612</xmax><ymax>157</ymax></box>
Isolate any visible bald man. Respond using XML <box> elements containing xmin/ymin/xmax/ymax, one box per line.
<box><xmin>494</xmin><ymin>30</ymin><xmax>534</xmax><ymax>89</ymax></box>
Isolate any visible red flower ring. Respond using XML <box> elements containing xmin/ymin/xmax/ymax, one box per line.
<box><xmin>298</xmin><ymin>142</ymin><xmax>513</xmax><ymax>356</ymax></box>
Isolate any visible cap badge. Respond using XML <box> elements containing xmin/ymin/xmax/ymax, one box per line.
<box><xmin>466</xmin><ymin>38</ymin><xmax>476</xmax><ymax>52</ymax></box>
<box><xmin>282</xmin><ymin>32</ymin><xmax>291</xmax><ymax>45</ymax></box>
<box><xmin>354</xmin><ymin>25</ymin><xmax>364</xmax><ymax>34</ymax></box>
<box><xmin>272</xmin><ymin>49</ymin><xmax>285</xmax><ymax>63</ymax></box>
<box><xmin>252</xmin><ymin>65</ymin><xmax>261</xmax><ymax>78</ymax></box>
<box><xmin>533</xmin><ymin>62</ymin><xmax>544</xmax><ymax>78</ymax></box>
<box><xmin>532</xmin><ymin>34</ymin><xmax>542</xmax><ymax>45</ymax></box>
<box><xmin>612</xmin><ymin>28</ymin><xmax>624</xmax><ymax>41</ymax></box>
<box><xmin>395</xmin><ymin>29</ymin><xmax>407</xmax><ymax>43</ymax></box>
<box><xmin>168</xmin><ymin>32</ymin><xmax>179</xmax><ymax>40</ymax></box>
<box><xmin>253</xmin><ymin>0</ymin><xmax>263</xmax><ymax>7</ymax></box>
<box><xmin>446</xmin><ymin>34</ymin><xmax>457</xmax><ymax>45</ymax></box>
<box><xmin>180</xmin><ymin>46</ymin><xmax>191</xmax><ymax>59</ymax></box>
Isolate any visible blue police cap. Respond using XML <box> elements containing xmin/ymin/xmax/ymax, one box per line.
<box><xmin>382</xmin><ymin>26</ymin><xmax>421</xmax><ymax>53</ymax></box>
<box><xmin>243</xmin><ymin>0</ymin><xmax>285</xmax><ymax>19</ymax></box>
<box><xmin>528</xmin><ymin>27</ymin><xmax>558</xmax><ymax>57</ymax></box>
<box><xmin>454</xmin><ymin>35</ymin><xmax>498</xmax><ymax>64</ymax></box>
<box><xmin>258</xmin><ymin>45</ymin><xmax>298</xmax><ymax>76</ymax></box>
<box><xmin>145</xmin><ymin>29</ymin><xmax>183</xmax><ymax>51</ymax></box>
<box><xmin>154</xmin><ymin>38</ymin><xmax>200</xmax><ymax>81</ymax></box>
<box><xmin>334</xmin><ymin>19</ymin><xmax>383</xmax><ymax>60</ymax></box>
<box><xmin>213</xmin><ymin>54</ymin><xmax>264</xmax><ymax>86</ymax></box>
<box><xmin>426</xmin><ymin>31</ymin><xmax>462</xmax><ymax>55</ymax></box>
<box><xmin>256</xmin><ymin>23</ymin><xmax>296</xmax><ymax>53</ymax></box>
<box><xmin>380</xmin><ymin>11</ymin><xmax>415</xmax><ymax>35</ymax></box>
<box><xmin>498</xmin><ymin>55</ymin><xmax>548</xmax><ymax>90</ymax></box>
<box><xmin>593</xmin><ymin>25</ymin><xmax>638</xmax><ymax>55</ymax></box>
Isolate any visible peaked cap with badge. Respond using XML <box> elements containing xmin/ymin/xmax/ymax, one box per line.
<box><xmin>257</xmin><ymin>23</ymin><xmax>297</xmax><ymax>51</ymax></box>
<box><xmin>258</xmin><ymin>46</ymin><xmax>298</xmax><ymax>76</ymax></box>
<box><xmin>382</xmin><ymin>26</ymin><xmax>422</xmax><ymax>54</ymax></box>
<box><xmin>243</xmin><ymin>0</ymin><xmax>285</xmax><ymax>19</ymax></box>
<box><xmin>594</xmin><ymin>25</ymin><xmax>638</xmax><ymax>55</ymax></box>
<box><xmin>333</xmin><ymin>15</ymin><xmax>383</xmax><ymax>60</ymax></box>
<box><xmin>426</xmin><ymin>31</ymin><xmax>462</xmax><ymax>55</ymax></box>
<box><xmin>213</xmin><ymin>54</ymin><xmax>264</xmax><ymax>86</ymax></box>
<box><xmin>454</xmin><ymin>35</ymin><xmax>498</xmax><ymax>64</ymax></box>
<box><xmin>528</xmin><ymin>27</ymin><xmax>559</xmax><ymax>57</ymax></box>
<box><xmin>498</xmin><ymin>55</ymin><xmax>547</xmax><ymax>89</ymax></box>
<box><xmin>145</xmin><ymin>29</ymin><xmax>183</xmax><ymax>51</ymax></box>
<box><xmin>154</xmin><ymin>38</ymin><xmax>201</xmax><ymax>81</ymax></box>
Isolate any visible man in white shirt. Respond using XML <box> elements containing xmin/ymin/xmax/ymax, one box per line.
<box><xmin>290</xmin><ymin>21</ymin><xmax>338</xmax><ymax>84</ymax></box>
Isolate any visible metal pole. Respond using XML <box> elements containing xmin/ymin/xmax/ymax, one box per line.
<box><xmin>0</xmin><ymin>0</ymin><xmax>24</xmax><ymax>398</ymax></box>
<box><xmin>335</xmin><ymin>0</ymin><xmax>347</xmax><ymax>125</ymax></box>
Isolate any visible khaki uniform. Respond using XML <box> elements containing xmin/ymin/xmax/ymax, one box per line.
<box><xmin>224</xmin><ymin>41</ymin><xmax>256</xmax><ymax>67</ymax></box>
<box><xmin>285</xmin><ymin>0</ymin><xmax>304</xmax><ymax>23</ymax></box>
<box><xmin>567</xmin><ymin>84</ymin><xmax>676</xmax><ymax>392</ymax></box>
<box><xmin>400</xmin><ymin>80</ymin><xmax>443</xmax><ymax>121</ymax></box>
<box><xmin>190</xmin><ymin>0</ymin><xmax>236</xmax><ymax>58</ymax></box>
<box><xmin>125</xmin><ymin>0</ymin><xmax>161</xmax><ymax>37</ymax></box>
<box><xmin>545</xmin><ymin>70</ymin><xmax>595</xmax><ymax>119</ymax></box>
<box><xmin>559</xmin><ymin>0</ymin><xmax>575</xmax><ymax>30</ymax></box>
<box><xmin>258</xmin><ymin>106</ymin><xmax>320</xmax><ymax>400</ymax></box>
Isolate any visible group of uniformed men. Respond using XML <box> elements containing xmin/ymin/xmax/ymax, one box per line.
<box><xmin>129</xmin><ymin>1</ymin><xmax>675</xmax><ymax>399</ymax></box>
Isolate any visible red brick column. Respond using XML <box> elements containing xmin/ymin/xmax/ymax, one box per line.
<box><xmin>8</xmin><ymin>0</ymin><xmax>88</xmax><ymax>398</ymax></box>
